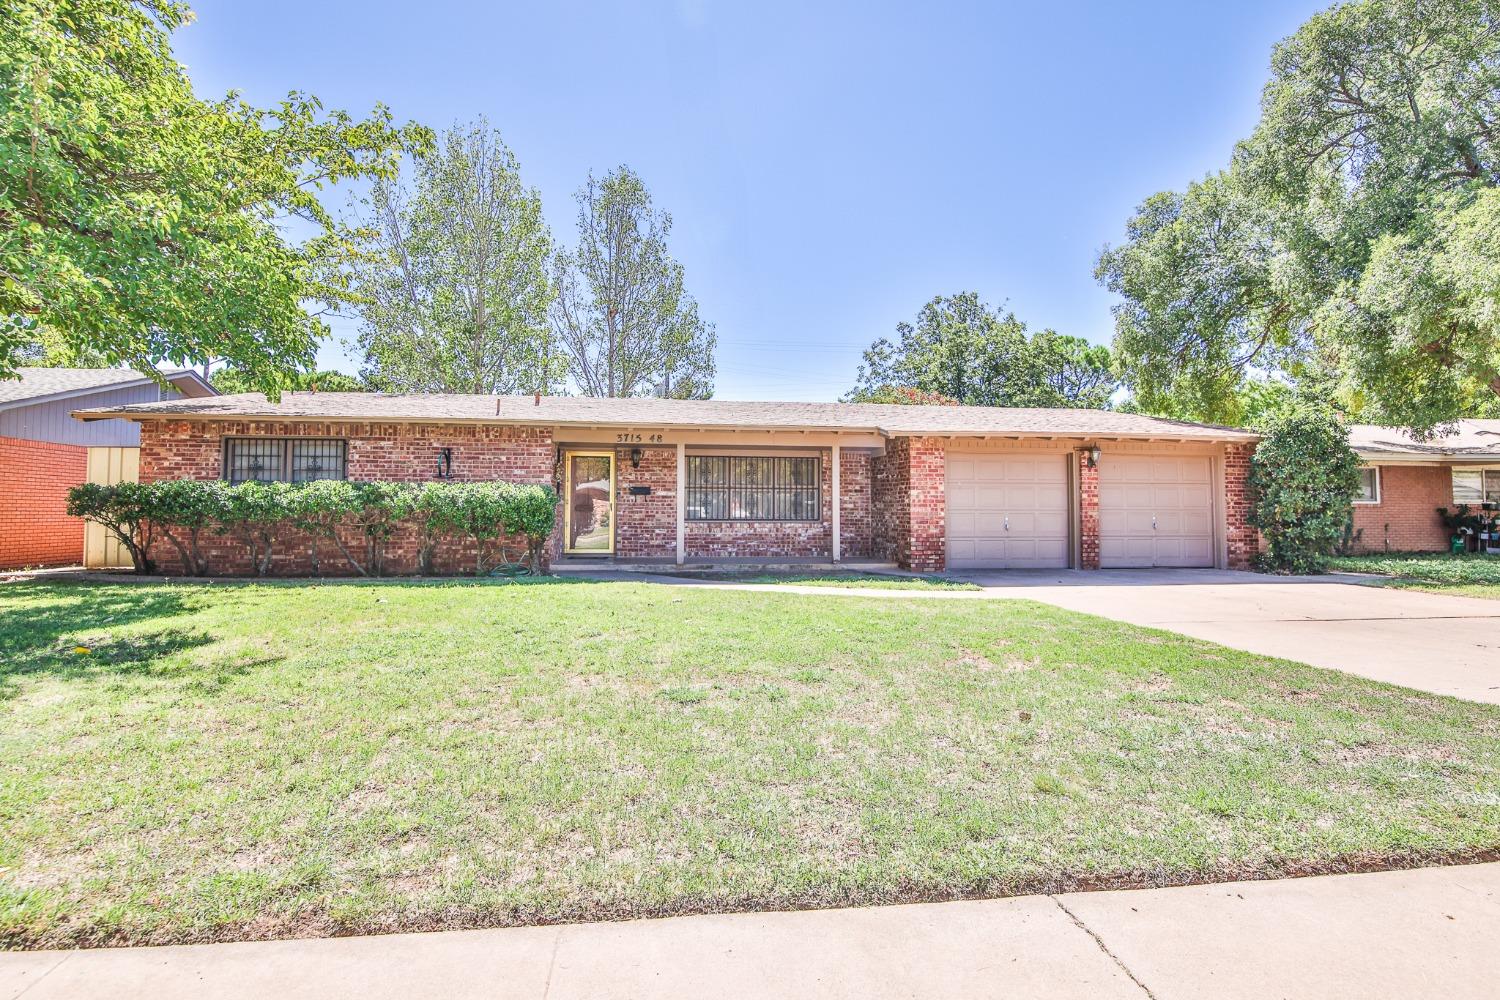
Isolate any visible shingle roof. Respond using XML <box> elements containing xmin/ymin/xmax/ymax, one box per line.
<box><xmin>74</xmin><ymin>392</ymin><xmax>1258</xmax><ymax>441</ymax></box>
<box><xmin>0</xmin><ymin>367</ymin><xmax>209</xmax><ymax>408</ymax></box>
<box><xmin>1350</xmin><ymin>420</ymin><xmax>1500</xmax><ymax>460</ymax></box>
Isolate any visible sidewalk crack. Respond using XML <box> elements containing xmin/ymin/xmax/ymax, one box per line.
<box><xmin>8</xmin><ymin>953</ymin><xmax>72</xmax><ymax>1000</ymax></box>
<box><xmin>539</xmin><ymin>926</ymin><xmax>564</xmax><ymax>1000</ymax></box>
<box><xmin>1050</xmin><ymin>896</ymin><xmax>1158</xmax><ymax>999</ymax></box>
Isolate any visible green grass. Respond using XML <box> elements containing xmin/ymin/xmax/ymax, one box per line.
<box><xmin>1329</xmin><ymin>552</ymin><xmax>1500</xmax><ymax>599</ymax></box>
<box><xmin>662</xmin><ymin>571</ymin><xmax>980</xmax><ymax>590</ymax></box>
<box><xmin>2</xmin><ymin>579</ymin><xmax>1498</xmax><ymax>948</ymax></box>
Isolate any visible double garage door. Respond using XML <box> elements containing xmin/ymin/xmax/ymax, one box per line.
<box><xmin>945</xmin><ymin>452</ymin><xmax>1215</xmax><ymax>570</ymax></box>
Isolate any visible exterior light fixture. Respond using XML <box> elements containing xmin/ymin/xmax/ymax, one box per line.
<box><xmin>436</xmin><ymin>448</ymin><xmax>453</xmax><ymax>479</ymax></box>
<box><xmin>1086</xmin><ymin>446</ymin><xmax>1101</xmax><ymax>468</ymax></box>
<box><xmin>630</xmin><ymin>447</ymin><xmax>643</xmax><ymax>469</ymax></box>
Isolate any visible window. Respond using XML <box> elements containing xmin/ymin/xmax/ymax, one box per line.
<box><xmin>685</xmin><ymin>455</ymin><xmax>820</xmax><ymax>521</ymax></box>
<box><xmin>224</xmin><ymin>439</ymin><xmax>347</xmax><ymax>484</ymax></box>
<box><xmin>1452</xmin><ymin>468</ymin><xmax>1500</xmax><ymax>505</ymax></box>
<box><xmin>1354</xmin><ymin>467</ymin><xmax>1380</xmax><ymax>504</ymax></box>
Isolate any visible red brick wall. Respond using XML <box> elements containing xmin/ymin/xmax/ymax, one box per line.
<box><xmin>612</xmin><ymin>446</ymin><xmax>677</xmax><ymax>559</ymax></box>
<box><xmin>0</xmin><ymin>436</ymin><xmax>87</xmax><ymax>569</ymax></box>
<box><xmin>871</xmin><ymin>438</ymin><xmax>911</xmax><ymax>566</ymax></box>
<box><xmin>870</xmin><ymin>437</ymin><xmax>945</xmax><ymax>572</ymax></box>
<box><xmin>1351</xmin><ymin>464</ymin><xmax>1452</xmax><ymax>553</ymax></box>
<box><xmin>1224</xmin><ymin>442</ymin><xmax>1259</xmax><ymax>570</ymax></box>
<box><xmin>682</xmin><ymin>449</ymin><xmax>834</xmax><ymax>559</ymax></box>
<box><xmin>838</xmin><ymin>450</ymin><xmax>874</xmax><ymax>560</ymax></box>
<box><xmin>138</xmin><ymin>420</ymin><xmax>557</xmax><ymax>576</ymax></box>
<box><xmin>1078</xmin><ymin>452</ymin><xmax>1100</xmax><ymax>570</ymax></box>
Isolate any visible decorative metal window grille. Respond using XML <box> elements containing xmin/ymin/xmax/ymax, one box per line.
<box><xmin>224</xmin><ymin>439</ymin><xmax>347</xmax><ymax>484</ymax></box>
<box><xmin>685</xmin><ymin>455</ymin><xmax>820</xmax><ymax>521</ymax></box>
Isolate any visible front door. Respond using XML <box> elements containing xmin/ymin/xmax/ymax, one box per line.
<box><xmin>564</xmin><ymin>451</ymin><xmax>615</xmax><ymax>554</ymax></box>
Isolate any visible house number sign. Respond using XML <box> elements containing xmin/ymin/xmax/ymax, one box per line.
<box><xmin>615</xmin><ymin>433</ymin><xmax>665</xmax><ymax>444</ymax></box>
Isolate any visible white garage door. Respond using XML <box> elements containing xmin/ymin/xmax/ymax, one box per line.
<box><xmin>946</xmin><ymin>454</ymin><xmax>1070</xmax><ymax>569</ymax></box>
<box><xmin>1099</xmin><ymin>455</ymin><xmax>1215</xmax><ymax>568</ymax></box>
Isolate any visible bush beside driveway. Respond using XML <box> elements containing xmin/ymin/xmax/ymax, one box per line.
<box><xmin>2</xmin><ymin>579</ymin><xmax>1498</xmax><ymax>948</ymax></box>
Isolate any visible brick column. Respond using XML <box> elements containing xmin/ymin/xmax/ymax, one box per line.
<box><xmin>1078</xmin><ymin>451</ymin><xmax>1100</xmax><ymax>570</ymax></box>
<box><xmin>907</xmin><ymin>437</ymin><xmax>946</xmax><ymax>573</ymax></box>
<box><xmin>1223</xmin><ymin>442</ymin><xmax>1259</xmax><ymax>570</ymax></box>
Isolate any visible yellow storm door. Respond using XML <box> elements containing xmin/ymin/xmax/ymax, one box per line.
<box><xmin>564</xmin><ymin>451</ymin><xmax>615</xmax><ymax>554</ymax></box>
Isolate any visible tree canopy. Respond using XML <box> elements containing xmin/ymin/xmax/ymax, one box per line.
<box><xmin>210</xmin><ymin>366</ymin><xmax>364</xmax><ymax>395</ymax></box>
<box><xmin>1</xmin><ymin>0</ymin><xmax>430</xmax><ymax>392</ymax></box>
<box><xmin>550</xmin><ymin>167</ymin><xmax>716</xmax><ymax>398</ymax></box>
<box><xmin>1097</xmin><ymin>0</ymin><xmax>1500</xmax><ymax>432</ymax></box>
<box><xmin>349</xmin><ymin>121</ymin><xmax>560</xmax><ymax>394</ymax></box>
<box><xmin>846</xmin><ymin>293</ymin><xmax>1118</xmax><ymax>408</ymax></box>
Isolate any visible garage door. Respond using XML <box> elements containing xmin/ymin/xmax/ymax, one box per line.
<box><xmin>1099</xmin><ymin>455</ymin><xmax>1214</xmax><ymax>568</ymax></box>
<box><xmin>946</xmin><ymin>454</ymin><xmax>1069</xmax><ymax>569</ymax></box>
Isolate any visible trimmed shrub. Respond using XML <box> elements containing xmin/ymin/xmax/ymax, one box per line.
<box><xmin>220</xmin><ymin>480</ymin><xmax>296</xmax><ymax>576</ymax></box>
<box><xmin>1249</xmin><ymin>407</ymin><xmax>1364</xmax><ymax>574</ymax></box>
<box><xmin>65</xmin><ymin>479</ymin><xmax>560</xmax><ymax>577</ymax></box>
<box><xmin>151</xmin><ymin>480</ymin><xmax>228</xmax><ymax>576</ymax></box>
<box><xmin>417</xmin><ymin>481</ymin><xmax>556</xmax><ymax>576</ymax></box>
<box><xmin>65</xmin><ymin>482</ymin><xmax>158</xmax><ymax>574</ymax></box>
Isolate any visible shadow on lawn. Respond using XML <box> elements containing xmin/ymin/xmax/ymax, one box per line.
<box><xmin>0</xmin><ymin>584</ymin><xmax>224</xmax><ymax>699</ymax></box>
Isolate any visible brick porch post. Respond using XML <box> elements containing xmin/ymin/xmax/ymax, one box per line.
<box><xmin>1078</xmin><ymin>450</ymin><xmax>1100</xmax><ymax>570</ymax></box>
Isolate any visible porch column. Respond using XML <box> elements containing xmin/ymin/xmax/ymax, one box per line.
<box><xmin>832</xmin><ymin>444</ymin><xmax>841</xmax><ymax>562</ymax></box>
<box><xmin>675</xmin><ymin>443</ymin><xmax>686</xmax><ymax>565</ymax></box>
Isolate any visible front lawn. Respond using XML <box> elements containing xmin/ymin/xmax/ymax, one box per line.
<box><xmin>1329</xmin><ymin>552</ymin><xmax>1500</xmax><ymax>599</ymax></box>
<box><xmin>2</xmin><ymin>579</ymin><xmax>1497</xmax><ymax>948</ymax></box>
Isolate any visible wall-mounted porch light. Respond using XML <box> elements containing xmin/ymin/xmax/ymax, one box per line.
<box><xmin>436</xmin><ymin>447</ymin><xmax>454</xmax><ymax>479</ymax></box>
<box><xmin>630</xmin><ymin>447</ymin><xmax>643</xmax><ymax>469</ymax></box>
<box><xmin>1085</xmin><ymin>446</ymin><xmax>1101</xmax><ymax>468</ymax></box>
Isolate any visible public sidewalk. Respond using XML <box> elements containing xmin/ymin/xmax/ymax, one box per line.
<box><xmin>4</xmin><ymin>862</ymin><xmax>1497</xmax><ymax>999</ymax></box>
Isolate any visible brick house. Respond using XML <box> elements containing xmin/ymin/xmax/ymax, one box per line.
<box><xmin>0</xmin><ymin>367</ymin><xmax>216</xmax><ymax>570</ymax></box>
<box><xmin>1349</xmin><ymin>421</ymin><xmax>1500</xmax><ymax>553</ymax></box>
<box><xmin>74</xmin><ymin>393</ymin><xmax>1262</xmax><ymax>575</ymax></box>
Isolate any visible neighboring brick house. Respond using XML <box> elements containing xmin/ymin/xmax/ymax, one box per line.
<box><xmin>1348</xmin><ymin>421</ymin><xmax>1500</xmax><ymax>553</ymax></box>
<box><xmin>75</xmin><ymin>393</ymin><xmax>1263</xmax><ymax>575</ymax></box>
<box><xmin>0</xmin><ymin>367</ymin><xmax>216</xmax><ymax>570</ymax></box>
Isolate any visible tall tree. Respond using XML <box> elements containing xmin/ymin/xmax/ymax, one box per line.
<box><xmin>1</xmin><ymin>0</ymin><xmax>430</xmax><ymax>392</ymax></box>
<box><xmin>1098</xmin><ymin>0</ymin><xmax>1500</xmax><ymax>432</ymax></box>
<box><xmin>846</xmin><ymin>293</ymin><xmax>1118</xmax><ymax>407</ymax></box>
<box><xmin>349</xmin><ymin>122</ymin><xmax>560</xmax><ymax>394</ymax></box>
<box><xmin>550</xmin><ymin>167</ymin><xmax>716</xmax><ymax>398</ymax></box>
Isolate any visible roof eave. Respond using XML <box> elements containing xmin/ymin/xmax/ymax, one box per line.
<box><xmin>70</xmin><ymin>406</ymin><xmax>1259</xmax><ymax>442</ymax></box>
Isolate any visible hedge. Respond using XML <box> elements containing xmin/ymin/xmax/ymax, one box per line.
<box><xmin>66</xmin><ymin>479</ymin><xmax>560</xmax><ymax>577</ymax></box>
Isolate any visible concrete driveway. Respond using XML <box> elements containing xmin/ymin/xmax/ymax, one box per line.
<box><xmin>956</xmin><ymin>569</ymin><xmax>1500</xmax><ymax>704</ymax></box>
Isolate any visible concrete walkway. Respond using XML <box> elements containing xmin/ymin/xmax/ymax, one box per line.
<box><xmin>574</xmin><ymin>568</ymin><xmax>1500</xmax><ymax>704</ymax></box>
<box><xmin>4</xmin><ymin>862</ymin><xmax>1497</xmax><ymax>999</ymax></box>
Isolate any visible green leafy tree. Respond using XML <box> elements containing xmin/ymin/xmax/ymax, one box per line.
<box><xmin>550</xmin><ymin>167</ymin><xmax>716</xmax><ymax>398</ymax></box>
<box><xmin>349</xmin><ymin>121</ymin><xmax>560</xmax><ymax>394</ymax></box>
<box><xmin>1249</xmin><ymin>407</ymin><xmax>1364</xmax><ymax>573</ymax></box>
<box><xmin>1</xmin><ymin>0</ymin><xmax>431</xmax><ymax>390</ymax></box>
<box><xmin>210</xmin><ymin>367</ymin><xmax>365</xmax><ymax>395</ymax></box>
<box><xmin>1098</xmin><ymin>0</ymin><xmax>1500</xmax><ymax>432</ymax></box>
<box><xmin>847</xmin><ymin>293</ymin><xmax>1118</xmax><ymax>407</ymax></box>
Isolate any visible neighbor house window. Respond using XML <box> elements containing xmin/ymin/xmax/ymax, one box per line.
<box><xmin>685</xmin><ymin>455</ymin><xmax>820</xmax><ymax>521</ymax></box>
<box><xmin>1452</xmin><ymin>468</ymin><xmax>1500</xmax><ymax>505</ymax></box>
<box><xmin>224</xmin><ymin>438</ymin><xmax>347</xmax><ymax>484</ymax></box>
<box><xmin>1354</xmin><ymin>467</ymin><xmax>1380</xmax><ymax>504</ymax></box>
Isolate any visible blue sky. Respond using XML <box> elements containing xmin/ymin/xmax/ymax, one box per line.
<box><xmin>176</xmin><ymin>0</ymin><xmax>1326</xmax><ymax>401</ymax></box>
